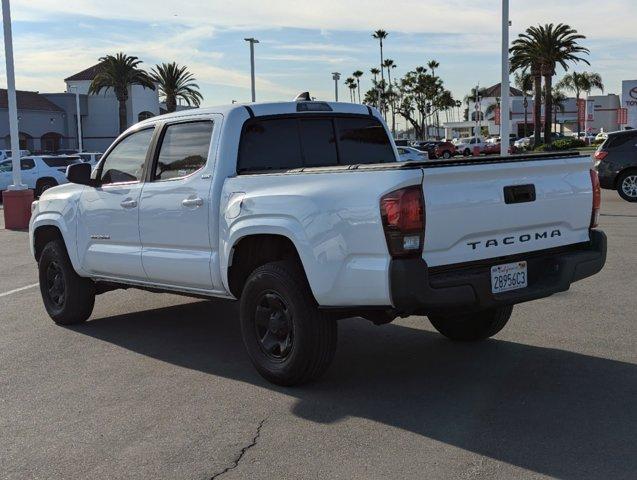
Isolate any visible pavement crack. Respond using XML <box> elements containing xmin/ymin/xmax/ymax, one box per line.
<box><xmin>210</xmin><ymin>418</ymin><xmax>267</xmax><ymax>479</ymax></box>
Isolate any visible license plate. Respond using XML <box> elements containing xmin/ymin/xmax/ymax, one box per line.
<box><xmin>491</xmin><ymin>261</ymin><xmax>528</xmax><ymax>294</ymax></box>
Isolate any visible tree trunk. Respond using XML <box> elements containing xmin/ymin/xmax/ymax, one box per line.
<box><xmin>357</xmin><ymin>80</ymin><xmax>361</xmax><ymax>103</ymax></box>
<box><xmin>533</xmin><ymin>73</ymin><xmax>542</xmax><ymax>147</ymax></box>
<box><xmin>166</xmin><ymin>94</ymin><xmax>177</xmax><ymax>113</ymax></box>
<box><xmin>544</xmin><ymin>73</ymin><xmax>553</xmax><ymax>145</ymax></box>
<box><xmin>575</xmin><ymin>88</ymin><xmax>581</xmax><ymax>137</ymax></box>
<box><xmin>379</xmin><ymin>40</ymin><xmax>385</xmax><ymax>116</ymax></box>
<box><xmin>523</xmin><ymin>98</ymin><xmax>528</xmax><ymax>139</ymax></box>
<box><xmin>118</xmin><ymin>99</ymin><xmax>127</xmax><ymax>134</ymax></box>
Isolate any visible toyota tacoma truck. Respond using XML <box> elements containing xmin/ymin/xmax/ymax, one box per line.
<box><xmin>29</xmin><ymin>100</ymin><xmax>607</xmax><ymax>386</ymax></box>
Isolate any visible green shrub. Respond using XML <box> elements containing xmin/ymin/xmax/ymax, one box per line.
<box><xmin>534</xmin><ymin>138</ymin><xmax>586</xmax><ymax>152</ymax></box>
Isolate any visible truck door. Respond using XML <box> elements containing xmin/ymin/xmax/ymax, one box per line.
<box><xmin>138</xmin><ymin>119</ymin><xmax>216</xmax><ymax>291</ymax></box>
<box><xmin>77</xmin><ymin>127</ymin><xmax>155</xmax><ymax>280</ymax></box>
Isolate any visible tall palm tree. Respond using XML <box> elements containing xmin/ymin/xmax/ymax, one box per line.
<box><xmin>370</xmin><ymin>67</ymin><xmax>380</xmax><ymax>83</ymax></box>
<box><xmin>514</xmin><ymin>71</ymin><xmax>533</xmax><ymax>138</ymax></box>
<box><xmin>151</xmin><ymin>62</ymin><xmax>203</xmax><ymax>113</ymax></box>
<box><xmin>372</xmin><ymin>30</ymin><xmax>388</xmax><ymax>113</ymax></box>
<box><xmin>550</xmin><ymin>88</ymin><xmax>568</xmax><ymax>132</ymax></box>
<box><xmin>383</xmin><ymin>59</ymin><xmax>397</xmax><ymax>132</ymax></box>
<box><xmin>89</xmin><ymin>53</ymin><xmax>155</xmax><ymax>133</ymax></box>
<box><xmin>511</xmin><ymin>23</ymin><xmax>589</xmax><ymax>145</ymax></box>
<box><xmin>557</xmin><ymin>71</ymin><xmax>604</xmax><ymax>136</ymax></box>
<box><xmin>352</xmin><ymin>70</ymin><xmax>364</xmax><ymax>103</ymax></box>
<box><xmin>345</xmin><ymin>77</ymin><xmax>356</xmax><ymax>102</ymax></box>
<box><xmin>427</xmin><ymin>60</ymin><xmax>439</xmax><ymax>78</ymax></box>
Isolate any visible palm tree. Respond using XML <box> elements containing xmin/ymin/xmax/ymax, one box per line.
<box><xmin>370</xmin><ymin>67</ymin><xmax>380</xmax><ymax>83</ymax></box>
<box><xmin>383</xmin><ymin>59</ymin><xmax>397</xmax><ymax>132</ymax></box>
<box><xmin>427</xmin><ymin>60</ymin><xmax>439</xmax><ymax>78</ymax></box>
<box><xmin>514</xmin><ymin>71</ymin><xmax>533</xmax><ymax>138</ymax></box>
<box><xmin>88</xmin><ymin>53</ymin><xmax>155</xmax><ymax>133</ymax></box>
<box><xmin>550</xmin><ymin>88</ymin><xmax>568</xmax><ymax>132</ymax></box>
<box><xmin>151</xmin><ymin>62</ymin><xmax>203</xmax><ymax>113</ymax></box>
<box><xmin>352</xmin><ymin>70</ymin><xmax>364</xmax><ymax>103</ymax></box>
<box><xmin>557</xmin><ymin>71</ymin><xmax>604</xmax><ymax>136</ymax></box>
<box><xmin>372</xmin><ymin>30</ymin><xmax>388</xmax><ymax>113</ymax></box>
<box><xmin>511</xmin><ymin>24</ymin><xmax>589</xmax><ymax>145</ymax></box>
<box><xmin>345</xmin><ymin>77</ymin><xmax>356</xmax><ymax>102</ymax></box>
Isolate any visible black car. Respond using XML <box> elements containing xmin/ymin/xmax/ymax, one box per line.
<box><xmin>595</xmin><ymin>130</ymin><xmax>637</xmax><ymax>202</ymax></box>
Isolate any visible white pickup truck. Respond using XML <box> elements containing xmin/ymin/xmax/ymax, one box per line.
<box><xmin>29</xmin><ymin>100</ymin><xmax>606</xmax><ymax>385</ymax></box>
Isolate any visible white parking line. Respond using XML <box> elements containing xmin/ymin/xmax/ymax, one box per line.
<box><xmin>0</xmin><ymin>283</ymin><xmax>39</xmax><ymax>298</ymax></box>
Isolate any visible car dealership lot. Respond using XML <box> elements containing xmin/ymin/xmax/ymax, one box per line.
<box><xmin>1</xmin><ymin>190</ymin><xmax>635</xmax><ymax>480</ymax></box>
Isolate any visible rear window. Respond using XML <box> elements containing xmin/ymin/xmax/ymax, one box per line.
<box><xmin>238</xmin><ymin>115</ymin><xmax>394</xmax><ymax>172</ymax></box>
<box><xmin>606</xmin><ymin>132</ymin><xmax>637</xmax><ymax>149</ymax></box>
<box><xmin>43</xmin><ymin>157</ymin><xmax>81</xmax><ymax>167</ymax></box>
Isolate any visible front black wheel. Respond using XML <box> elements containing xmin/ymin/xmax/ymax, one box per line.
<box><xmin>240</xmin><ymin>260</ymin><xmax>337</xmax><ymax>386</ymax></box>
<box><xmin>617</xmin><ymin>171</ymin><xmax>637</xmax><ymax>202</ymax></box>
<box><xmin>442</xmin><ymin>150</ymin><xmax>452</xmax><ymax>159</ymax></box>
<box><xmin>38</xmin><ymin>240</ymin><xmax>95</xmax><ymax>325</ymax></box>
<box><xmin>36</xmin><ymin>179</ymin><xmax>57</xmax><ymax>197</ymax></box>
<box><xmin>428</xmin><ymin>306</ymin><xmax>513</xmax><ymax>341</ymax></box>
<box><xmin>463</xmin><ymin>148</ymin><xmax>471</xmax><ymax>156</ymax></box>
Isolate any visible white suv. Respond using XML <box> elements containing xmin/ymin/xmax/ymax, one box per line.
<box><xmin>453</xmin><ymin>137</ymin><xmax>485</xmax><ymax>156</ymax></box>
<box><xmin>0</xmin><ymin>155</ymin><xmax>81</xmax><ymax>196</ymax></box>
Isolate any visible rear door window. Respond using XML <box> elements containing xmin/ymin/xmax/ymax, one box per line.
<box><xmin>153</xmin><ymin>121</ymin><xmax>213</xmax><ymax>181</ymax></box>
<box><xmin>42</xmin><ymin>157</ymin><xmax>81</xmax><ymax>168</ymax></box>
<box><xmin>606</xmin><ymin>132</ymin><xmax>637</xmax><ymax>149</ymax></box>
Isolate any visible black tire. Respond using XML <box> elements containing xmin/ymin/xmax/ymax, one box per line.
<box><xmin>428</xmin><ymin>305</ymin><xmax>513</xmax><ymax>341</ymax></box>
<box><xmin>36</xmin><ymin>178</ymin><xmax>57</xmax><ymax>197</ymax></box>
<box><xmin>463</xmin><ymin>148</ymin><xmax>471</xmax><ymax>157</ymax></box>
<box><xmin>617</xmin><ymin>170</ymin><xmax>637</xmax><ymax>202</ymax></box>
<box><xmin>239</xmin><ymin>260</ymin><xmax>337</xmax><ymax>386</ymax></box>
<box><xmin>38</xmin><ymin>240</ymin><xmax>95</xmax><ymax>325</ymax></box>
<box><xmin>442</xmin><ymin>150</ymin><xmax>452</xmax><ymax>159</ymax></box>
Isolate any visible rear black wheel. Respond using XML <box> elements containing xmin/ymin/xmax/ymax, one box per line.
<box><xmin>617</xmin><ymin>171</ymin><xmax>637</xmax><ymax>202</ymax></box>
<box><xmin>428</xmin><ymin>306</ymin><xmax>513</xmax><ymax>341</ymax></box>
<box><xmin>38</xmin><ymin>240</ymin><xmax>95</xmax><ymax>325</ymax></box>
<box><xmin>442</xmin><ymin>150</ymin><xmax>452</xmax><ymax>159</ymax></box>
<box><xmin>240</xmin><ymin>260</ymin><xmax>337</xmax><ymax>386</ymax></box>
<box><xmin>36</xmin><ymin>178</ymin><xmax>57</xmax><ymax>197</ymax></box>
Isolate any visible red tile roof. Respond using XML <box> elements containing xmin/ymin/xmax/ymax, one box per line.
<box><xmin>482</xmin><ymin>83</ymin><xmax>525</xmax><ymax>98</ymax></box>
<box><xmin>0</xmin><ymin>89</ymin><xmax>64</xmax><ymax>112</ymax></box>
<box><xmin>64</xmin><ymin>63</ymin><xmax>103</xmax><ymax>82</ymax></box>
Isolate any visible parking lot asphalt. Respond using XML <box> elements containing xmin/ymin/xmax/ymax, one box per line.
<box><xmin>1</xmin><ymin>190</ymin><xmax>635</xmax><ymax>480</ymax></box>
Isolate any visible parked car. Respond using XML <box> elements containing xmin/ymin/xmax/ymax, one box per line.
<box><xmin>482</xmin><ymin>138</ymin><xmax>517</xmax><ymax>155</ymax></box>
<box><xmin>514</xmin><ymin>133</ymin><xmax>565</xmax><ymax>150</ymax></box>
<box><xmin>0</xmin><ymin>149</ymin><xmax>30</xmax><ymax>161</ymax></box>
<box><xmin>419</xmin><ymin>141</ymin><xmax>456</xmax><ymax>159</ymax></box>
<box><xmin>77</xmin><ymin>152</ymin><xmax>103</xmax><ymax>166</ymax></box>
<box><xmin>453</xmin><ymin>136</ymin><xmax>485</xmax><ymax>156</ymax></box>
<box><xmin>595</xmin><ymin>132</ymin><xmax>608</xmax><ymax>142</ymax></box>
<box><xmin>397</xmin><ymin>146</ymin><xmax>429</xmax><ymax>162</ymax></box>
<box><xmin>0</xmin><ymin>155</ymin><xmax>81</xmax><ymax>196</ymax></box>
<box><xmin>29</xmin><ymin>100</ymin><xmax>606</xmax><ymax>386</ymax></box>
<box><xmin>594</xmin><ymin>129</ymin><xmax>637</xmax><ymax>202</ymax></box>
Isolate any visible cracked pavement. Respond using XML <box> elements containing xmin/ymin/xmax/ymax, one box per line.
<box><xmin>1</xmin><ymin>190</ymin><xmax>636</xmax><ymax>479</ymax></box>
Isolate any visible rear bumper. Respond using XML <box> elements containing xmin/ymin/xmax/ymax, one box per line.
<box><xmin>390</xmin><ymin>230</ymin><xmax>607</xmax><ymax>314</ymax></box>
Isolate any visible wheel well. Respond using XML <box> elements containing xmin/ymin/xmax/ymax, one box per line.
<box><xmin>228</xmin><ymin>234</ymin><xmax>306</xmax><ymax>298</ymax></box>
<box><xmin>36</xmin><ymin>177</ymin><xmax>58</xmax><ymax>187</ymax></box>
<box><xmin>33</xmin><ymin>225</ymin><xmax>64</xmax><ymax>261</ymax></box>
<box><xmin>615</xmin><ymin>167</ymin><xmax>637</xmax><ymax>188</ymax></box>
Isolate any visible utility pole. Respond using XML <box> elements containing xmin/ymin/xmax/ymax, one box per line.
<box><xmin>244</xmin><ymin>38</ymin><xmax>259</xmax><ymax>102</ymax></box>
<box><xmin>332</xmin><ymin>72</ymin><xmax>341</xmax><ymax>101</ymax></box>
<box><xmin>500</xmin><ymin>0</ymin><xmax>511</xmax><ymax>156</ymax></box>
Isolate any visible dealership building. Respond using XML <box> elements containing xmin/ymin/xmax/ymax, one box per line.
<box><xmin>443</xmin><ymin>82</ymin><xmax>627</xmax><ymax>139</ymax></box>
<box><xmin>0</xmin><ymin>63</ymin><xmax>160</xmax><ymax>153</ymax></box>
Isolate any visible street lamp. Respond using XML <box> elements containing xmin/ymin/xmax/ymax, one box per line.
<box><xmin>331</xmin><ymin>72</ymin><xmax>341</xmax><ymax>102</ymax></box>
<box><xmin>2</xmin><ymin>0</ymin><xmax>33</xmax><ymax>230</ymax></box>
<box><xmin>500</xmin><ymin>0</ymin><xmax>511</xmax><ymax>156</ymax></box>
<box><xmin>68</xmin><ymin>86</ymin><xmax>83</xmax><ymax>152</ymax></box>
<box><xmin>244</xmin><ymin>37</ymin><xmax>259</xmax><ymax>102</ymax></box>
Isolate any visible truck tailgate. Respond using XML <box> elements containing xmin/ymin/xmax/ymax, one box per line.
<box><xmin>421</xmin><ymin>155</ymin><xmax>593</xmax><ymax>267</ymax></box>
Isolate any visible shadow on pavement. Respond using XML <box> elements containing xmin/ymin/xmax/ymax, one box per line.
<box><xmin>73</xmin><ymin>300</ymin><xmax>635</xmax><ymax>480</ymax></box>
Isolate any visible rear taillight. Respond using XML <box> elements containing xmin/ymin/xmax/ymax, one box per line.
<box><xmin>594</xmin><ymin>150</ymin><xmax>608</xmax><ymax>161</ymax></box>
<box><xmin>590</xmin><ymin>169</ymin><xmax>601</xmax><ymax>229</ymax></box>
<box><xmin>380</xmin><ymin>186</ymin><xmax>424</xmax><ymax>257</ymax></box>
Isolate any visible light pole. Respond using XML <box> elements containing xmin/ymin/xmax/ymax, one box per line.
<box><xmin>332</xmin><ymin>72</ymin><xmax>341</xmax><ymax>102</ymax></box>
<box><xmin>2</xmin><ymin>0</ymin><xmax>23</xmax><ymax>190</ymax></box>
<box><xmin>244</xmin><ymin>37</ymin><xmax>259</xmax><ymax>102</ymax></box>
<box><xmin>2</xmin><ymin>0</ymin><xmax>33</xmax><ymax>230</ymax></box>
<box><xmin>68</xmin><ymin>86</ymin><xmax>83</xmax><ymax>152</ymax></box>
<box><xmin>500</xmin><ymin>0</ymin><xmax>511</xmax><ymax>156</ymax></box>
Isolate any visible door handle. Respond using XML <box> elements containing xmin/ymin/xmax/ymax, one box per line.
<box><xmin>182</xmin><ymin>197</ymin><xmax>204</xmax><ymax>208</ymax></box>
<box><xmin>120</xmin><ymin>199</ymin><xmax>138</xmax><ymax>209</ymax></box>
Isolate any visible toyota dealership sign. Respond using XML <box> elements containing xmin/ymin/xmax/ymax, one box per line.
<box><xmin>622</xmin><ymin>80</ymin><xmax>637</xmax><ymax>128</ymax></box>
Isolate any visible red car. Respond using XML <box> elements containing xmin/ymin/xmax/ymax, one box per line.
<box><xmin>483</xmin><ymin>140</ymin><xmax>518</xmax><ymax>155</ymax></box>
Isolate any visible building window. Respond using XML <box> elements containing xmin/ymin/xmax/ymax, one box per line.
<box><xmin>138</xmin><ymin>111</ymin><xmax>154</xmax><ymax>122</ymax></box>
<box><xmin>41</xmin><ymin>132</ymin><xmax>62</xmax><ymax>152</ymax></box>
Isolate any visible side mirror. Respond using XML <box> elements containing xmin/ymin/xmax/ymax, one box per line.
<box><xmin>66</xmin><ymin>162</ymin><xmax>95</xmax><ymax>186</ymax></box>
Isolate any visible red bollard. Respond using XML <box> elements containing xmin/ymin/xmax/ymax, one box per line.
<box><xmin>2</xmin><ymin>189</ymin><xmax>34</xmax><ymax>230</ymax></box>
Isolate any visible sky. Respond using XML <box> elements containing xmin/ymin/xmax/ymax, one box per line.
<box><xmin>1</xmin><ymin>0</ymin><xmax>636</xmax><ymax>125</ymax></box>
